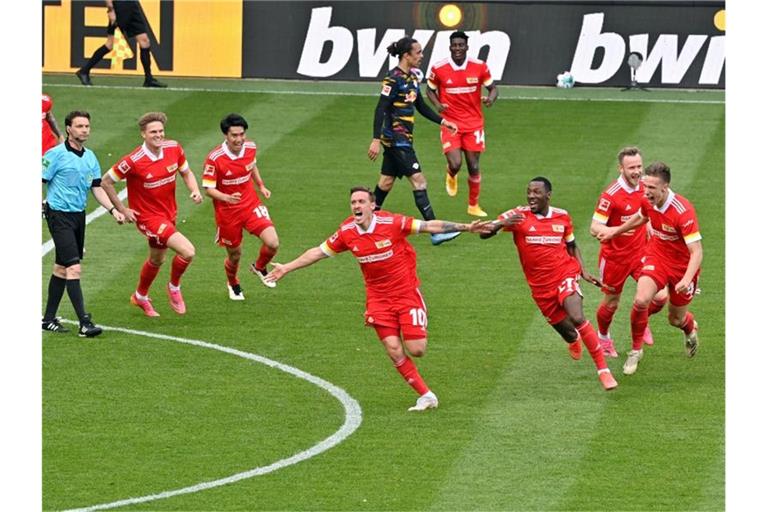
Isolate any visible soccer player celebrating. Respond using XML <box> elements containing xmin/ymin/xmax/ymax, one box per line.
<box><xmin>481</xmin><ymin>177</ymin><xmax>618</xmax><ymax>391</ymax></box>
<box><xmin>101</xmin><ymin>112</ymin><xmax>203</xmax><ymax>317</ymax></box>
<box><xmin>202</xmin><ymin>114</ymin><xmax>280</xmax><ymax>300</ymax></box>
<box><xmin>265</xmin><ymin>186</ymin><xmax>491</xmax><ymax>411</ymax></box>
<box><xmin>368</xmin><ymin>36</ymin><xmax>461</xmax><ymax>246</ymax></box>
<box><xmin>589</xmin><ymin>147</ymin><xmax>669</xmax><ymax>358</ymax></box>
<box><xmin>426</xmin><ymin>30</ymin><xmax>498</xmax><ymax>217</ymax></box>
<box><xmin>597</xmin><ymin>162</ymin><xmax>702</xmax><ymax>375</ymax></box>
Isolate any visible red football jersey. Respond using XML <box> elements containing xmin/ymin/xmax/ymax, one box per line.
<box><xmin>592</xmin><ymin>176</ymin><xmax>648</xmax><ymax>260</ymax></box>
<box><xmin>42</xmin><ymin>94</ymin><xmax>57</xmax><ymax>155</ymax></box>
<box><xmin>320</xmin><ymin>211</ymin><xmax>422</xmax><ymax>297</ymax></box>
<box><xmin>427</xmin><ymin>57</ymin><xmax>493</xmax><ymax>132</ymax></box>
<box><xmin>108</xmin><ymin>141</ymin><xmax>189</xmax><ymax>220</ymax></box>
<box><xmin>202</xmin><ymin>141</ymin><xmax>261</xmax><ymax>221</ymax></box>
<box><xmin>639</xmin><ymin>191</ymin><xmax>701</xmax><ymax>269</ymax></box>
<box><xmin>499</xmin><ymin>206</ymin><xmax>581</xmax><ymax>292</ymax></box>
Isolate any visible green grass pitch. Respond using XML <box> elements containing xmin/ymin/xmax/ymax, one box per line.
<box><xmin>41</xmin><ymin>74</ymin><xmax>724</xmax><ymax>511</ymax></box>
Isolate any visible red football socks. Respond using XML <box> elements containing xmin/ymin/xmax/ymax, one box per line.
<box><xmin>596</xmin><ymin>303</ymin><xmax>617</xmax><ymax>337</ymax></box>
<box><xmin>649</xmin><ymin>296</ymin><xmax>668</xmax><ymax>316</ymax></box>
<box><xmin>680</xmin><ymin>311</ymin><xmax>696</xmax><ymax>335</ymax></box>
<box><xmin>136</xmin><ymin>259</ymin><xmax>161</xmax><ymax>296</ymax></box>
<box><xmin>394</xmin><ymin>356</ymin><xmax>430</xmax><ymax>395</ymax></box>
<box><xmin>170</xmin><ymin>255</ymin><xmax>191</xmax><ymax>287</ymax></box>
<box><xmin>224</xmin><ymin>257</ymin><xmax>239</xmax><ymax>286</ymax></box>
<box><xmin>575</xmin><ymin>321</ymin><xmax>608</xmax><ymax>371</ymax></box>
<box><xmin>468</xmin><ymin>173</ymin><xmax>482</xmax><ymax>206</ymax></box>
<box><xmin>255</xmin><ymin>245</ymin><xmax>277</xmax><ymax>272</ymax></box>
<box><xmin>630</xmin><ymin>303</ymin><xmax>650</xmax><ymax>351</ymax></box>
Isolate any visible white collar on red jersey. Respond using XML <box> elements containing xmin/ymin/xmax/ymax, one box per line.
<box><xmin>533</xmin><ymin>207</ymin><xmax>553</xmax><ymax>220</ymax></box>
<box><xmin>141</xmin><ymin>142</ymin><xmax>164</xmax><ymax>161</ymax></box>
<box><xmin>654</xmin><ymin>190</ymin><xmax>677</xmax><ymax>213</ymax></box>
<box><xmin>355</xmin><ymin>213</ymin><xmax>379</xmax><ymax>234</ymax></box>
<box><xmin>449</xmin><ymin>57</ymin><xmax>468</xmax><ymax>71</ymax></box>
<box><xmin>617</xmin><ymin>175</ymin><xmax>641</xmax><ymax>193</ymax></box>
<box><xmin>221</xmin><ymin>141</ymin><xmax>246</xmax><ymax>160</ymax></box>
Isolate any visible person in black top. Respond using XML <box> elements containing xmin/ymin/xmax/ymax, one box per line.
<box><xmin>367</xmin><ymin>36</ymin><xmax>461</xmax><ymax>246</ymax></box>
<box><xmin>75</xmin><ymin>0</ymin><xmax>166</xmax><ymax>88</ymax></box>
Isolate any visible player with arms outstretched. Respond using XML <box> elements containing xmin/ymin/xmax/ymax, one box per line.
<box><xmin>266</xmin><ymin>186</ymin><xmax>491</xmax><ymax>410</ymax></box>
<box><xmin>482</xmin><ymin>177</ymin><xmax>618</xmax><ymax>391</ymax></box>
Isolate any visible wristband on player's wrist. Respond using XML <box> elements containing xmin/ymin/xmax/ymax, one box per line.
<box><xmin>108</xmin><ymin>206</ymin><xmax>116</xmax><ymax>215</ymax></box>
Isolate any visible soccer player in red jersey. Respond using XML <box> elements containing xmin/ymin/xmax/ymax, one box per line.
<box><xmin>597</xmin><ymin>162</ymin><xmax>702</xmax><ymax>375</ymax></box>
<box><xmin>203</xmin><ymin>114</ymin><xmax>280</xmax><ymax>300</ymax></box>
<box><xmin>589</xmin><ymin>147</ymin><xmax>669</xmax><ymax>358</ymax></box>
<box><xmin>42</xmin><ymin>93</ymin><xmax>64</xmax><ymax>155</ymax></box>
<box><xmin>426</xmin><ymin>31</ymin><xmax>498</xmax><ymax>217</ymax></box>
<box><xmin>481</xmin><ymin>177</ymin><xmax>618</xmax><ymax>391</ymax></box>
<box><xmin>265</xmin><ymin>186</ymin><xmax>491</xmax><ymax>411</ymax></box>
<box><xmin>101</xmin><ymin>112</ymin><xmax>203</xmax><ymax>317</ymax></box>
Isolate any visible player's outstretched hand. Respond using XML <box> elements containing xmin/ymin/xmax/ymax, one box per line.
<box><xmin>469</xmin><ymin>219</ymin><xmax>495</xmax><ymax>234</ymax></box>
<box><xmin>265</xmin><ymin>262</ymin><xmax>286</xmax><ymax>283</ymax></box>
<box><xmin>596</xmin><ymin>226</ymin><xmax>618</xmax><ymax>242</ymax></box>
<box><xmin>498</xmin><ymin>210</ymin><xmax>525</xmax><ymax>227</ymax></box>
<box><xmin>368</xmin><ymin>139</ymin><xmax>381</xmax><ymax>161</ymax></box>
<box><xmin>260</xmin><ymin>186</ymin><xmax>272</xmax><ymax>199</ymax></box>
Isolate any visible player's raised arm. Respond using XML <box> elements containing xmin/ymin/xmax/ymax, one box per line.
<box><xmin>417</xmin><ymin>219</ymin><xmax>493</xmax><ymax>235</ymax></box>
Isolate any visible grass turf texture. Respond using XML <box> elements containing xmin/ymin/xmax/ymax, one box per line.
<box><xmin>42</xmin><ymin>74</ymin><xmax>724</xmax><ymax>511</ymax></box>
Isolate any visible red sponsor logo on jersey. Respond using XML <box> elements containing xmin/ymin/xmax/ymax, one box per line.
<box><xmin>203</xmin><ymin>164</ymin><xmax>215</xmax><ymax>176</ymax></box>
<box><xmin>598</xmin><ymin>198</ymin><xmax>611</xmax><ymax>212</ymax></box>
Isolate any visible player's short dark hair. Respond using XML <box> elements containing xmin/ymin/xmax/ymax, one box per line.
<box><xmin>617</xmin><ymin>146</ymin><xmax>642</xmax><ymax>165</ymax></box>
<box><xmin>530</xmin><ymin>176</ymin><xmax>552</xmax><ymax>192</ymax></box>
<box><xmin>350</xmin><ymin>186</ymin><xmax>375</xmax><ymax>201</ymax></box>
<box><xmin>450</xmin><ymin>31</ymin><xmax>469</xmax><ymax>42</ymax></box>
<box><xmin>644</xmin><ymin>162</ymin><xmax>671</xmax><ymax>184</ymax></box>
<box><xmin>220</xmin><ymin>113</ymin><xmax>249</xmax><ymax>134</ymax></box>
<box><xmin>387</xmin><ymin>36</ymin><xmax>418</xmax><ymax>58</ymax></box>
<box><xmin>64</xmin><ymin>111</ymin><xmax>90</xmax><ymax>127</ymax></box>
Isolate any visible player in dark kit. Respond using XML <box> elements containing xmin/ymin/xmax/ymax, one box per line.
<box><xmin>367</xmin><ymin>36</ymin><xmax>461</xmax><ymax>246</ymax></box>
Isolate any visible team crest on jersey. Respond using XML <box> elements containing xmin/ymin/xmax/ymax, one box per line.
<box><xmin>643</xmin><ymin>264</ymin><xmax>655</xmax><ymax>271</ymax></box>
<box><xmin>245</xmin><ymin>162</ymin><xmax>256</xmax><ymax>171</ymax></box>
<box><xmin>381</xmin><ymin>84</ymin><xmax>392</xmax><ymax>96</ymax></box>
<box><xmin>466</xmin><ymin>76</ymin><xmax>479</xmax><ymax>84</ymax></box>
<box><xmin>552</xmin><ymin>224</ymin><xmax>565</xmax><ymax>233</ymax></box>
<box><xmin>375</xmin><ymin>239</ymin><xmax>392</xmax><ymax>249</ymax></box>
<box><xmin>203</xmin><ymin>164</ymin><xmax>215</xmax><ymax>176</ymax></box>
<box><xmin>598</xmin><ymin>198</ymin><xmax>611</xmax><ymax>212</ymax></box>
<box><xmin>118</xmin><ymin>160</ymin><xmax>131</xmax><ymax>173</ymax></box>
<box><xmin>662</xmin><ymin>223</ymin><xmax>675</xmax><ymax>233</ymax></box>
<box><xmin>405</xmin><ymin>90</ymin><xmax>417</xmax><ymax>103</ymax></box>
<box><xmin>166</xmin><ymin>163</ymin><xmax>178</xmax><ymax>173</ymax></box>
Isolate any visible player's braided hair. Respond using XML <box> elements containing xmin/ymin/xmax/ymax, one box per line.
<box><xmin>387</xmin><ymin>36</ymin><xmax>418</xmax><ymax>58</ymax></box>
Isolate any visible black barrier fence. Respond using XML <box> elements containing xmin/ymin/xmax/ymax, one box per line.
<box><xmin>242</xmin><ymin>1</ymin><xmax>725</xmax><ymax>88</ymax></box>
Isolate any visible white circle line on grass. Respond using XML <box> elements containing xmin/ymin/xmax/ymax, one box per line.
<box><xmin>55</xmin><ymin>322</ymin><xmax>363</xmax><ymax>512</ymax></box>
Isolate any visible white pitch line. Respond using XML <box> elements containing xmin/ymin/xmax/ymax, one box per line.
<box><xmin>56</xmin><ymin>322</ymin><xmax>363</xmax><ymax>512</ymax></box>
<box><xmin>42</xmin><ymin>82</ymin><xmax>724</xmax><ymax>105</ymax></box>
<box><xmin>41</xmin><ymin>188</ymin><xmax>128</xmax><ymax>257</ymax></box>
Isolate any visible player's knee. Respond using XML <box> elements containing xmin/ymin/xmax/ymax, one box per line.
<box><xmin>136</xmin><ymin>34</ymin><xmax>150</xmax><ymax>48</ymax></box>
<box><xmin>267</xmin><ymin>239</ymin><xmax>279</xmax><ymax>252</ymax></box>
<box><xmin>633</xmin><ymin>296</ymin><xmax>652</xmax><ymax>309</ymax></box>
<box><xmin>65</xmin><ymin>264</ymin><xmax>81</xmax><ymax>280</ymax></box>
<box><xmin>408</xmin><ymin>346</ymin><xmax>426</xmax><ymax>358</ymax></box>
<box><xmin>568</xmin><ymin>312</ymin><xmax>586</xmax><ymax>327</ymax></box>
<box><xmin>667</xmin><ymin>312</ymin><xmax>684</xmax><ymax>327</ymax></box>
<box><xmin>183</xmin><ymin>247</ymin><xmax>196</xmax><ymax>260</ymax></box>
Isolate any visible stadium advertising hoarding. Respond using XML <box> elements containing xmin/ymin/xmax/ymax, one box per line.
<box><xmin>43</xmin><ymin>0</ymin><xmax>725</xmax><ymax>88</ymax></box>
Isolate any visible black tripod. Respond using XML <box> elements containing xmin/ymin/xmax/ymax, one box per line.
<box><xmin>621</xmin><ymin>67</ymin><xmax>649</xmax><ymax>92</ymax></box>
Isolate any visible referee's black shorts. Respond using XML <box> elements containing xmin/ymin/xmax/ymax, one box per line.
<box><xmin>381</xmin><ymin>145</ymin><xmax>423</xmax><ymax>179</ymax></box>
<box><xmin>107</xmin><ymin>1</ymin><xmax>148</xmax><ymax>38</ymax></box>
<box><xmin>46</xmin><ymin>209</ymin><xmax>86</xmax><ymax>267</ymax></box>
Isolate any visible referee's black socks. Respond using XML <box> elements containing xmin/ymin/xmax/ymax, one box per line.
<box><xmin>413</xmin><ymin>189</ymin><xmax>436</xmax><ymax>221</ymax></box>
<box><xmin>65</xmin><ymin>279</ymin><xmax>87</xmax><ymax>323</ymax></box>
<box><xmin>43</xmin><ymin>275</ymin><xmax>67</xmax><ymax>322</ymax></box>
<box><xmin>374</xmin><ymin>186</ymin><xmax>389</xmax><ymax>211</ymax></box>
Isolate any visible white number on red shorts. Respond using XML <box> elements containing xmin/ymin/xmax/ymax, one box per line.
<box><xmin>474</xmin><ymin>129</ymin><xmax>486</xmax><ymax>145</ymax></box>
<box><xmin>409</xmin><ymin>308</ymin><xmax>427</xmax><ymax>327</ymax></box>
<box><xmin>253</xmin><ymin>205</ymin><xmax>270</xmax><ymax>219</ymax></box>
<box><xmin>558</xmin><ymin>277</ymin><xmax>579</xmax><ymax>295</ymax></box>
